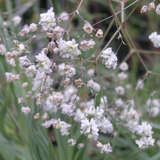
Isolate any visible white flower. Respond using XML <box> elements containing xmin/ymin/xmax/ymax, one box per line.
<box><xmin>67</xmin><ymin>138</ymin><xmax>76</xmax><ymax>146</ymax></box>
<box><xmin>60</xmin><ymin>103</ymin><xmax>75</xmax><ymax>116</ymax></box>
<box><xmin>148</xmin><ymin>107</ymin><xmax>159</xmax><ymax>117</ymax></box>
<box><xmin>18</xmin><ymin>97</ymin><xmax>24</xmax><ymax>104</ymax></box>
<box><xmin>136</xmin><ymin>136</ymin><xmax>155</xmax><ymax>149</ymax></box>
<box><xmin>25</xmin><ymin>65</ymin><xmax>36</xmax><ymax>77</ymax></box>
<box><xmin>63</xmin><ymin>85</ymin><xmax>77</xmax><ymax>102</ymax></box>
<box><xmin>83</xmin><ymin>22</ymin><xmax>93</xmax><ymax>34</ymax></box>
<box><xmin>96</xmin><ymin>29</ymin><xmax>103</xmax><ymax>38</ymax></box>
<box><xmin>80</xmin><ymin>39</ymin><xmax>96</xmax><ymax>51</ymax></box>
<box><xmin>152</xmin><ymin>99</ymin><xmax>160</xmax><ymax>107</ymax></box>
<box><xmin>115</xmin><ymin>86</ymin><xmax>125</xmax><ymax>95</ymax></box>
<box><xmin>80</xmin><ymin>118</ymin><xmax>99</xmax><ymax>140</ymax></box>
<box><xmin>21</xmin><ymin>106</ymin><xmax>31</xmax><ymax>115</ymax></box>
<box><xmin>18</xmin><ymin>44</ymin><xmax>25</xmax><ymax>54</ymax></box>
<box><xmin>12</xmin><ymin>16</ymin><xmax>21</xmax><ymax>26</ymax></box>
<box><xmin>87</xmin><ymin>79</ymin><xmax>101</xmax><ymax>92</ymax></box>
<box><xmin>35</xmin><ymin>52</ymin><xmax>52</xmax><ymax>72</ymax></box>
<box><xmin>29</xmin><ymin>23</ymin><xmax>37</xmax><ymax>32</ymax></box>
<box><xmin>101</xmin><ymin>48</ymin><xmax>117</xmax><ymax>69</ymax></box>
<box><xmin>19</xmin><ymin>56</ymin><xmax>31</xmax><ymax>68</ymax></box>
<box><xmin>59</xmin><ymin>121</ymin><xmax>71</xmax><ymax>136</ymax></box>
<box><xmin>136</xmin><ymin>122</ymin><xmax>153</xmax><ymax>137</ymax></box>
<box><xmin>58</xmin><ymin>12</ymin><xmax>69</xmax><ymax>22</ymax></box>
<box><xmin>52</xmin><ymin>26</ymin><xmax>64</xmax><ymax>39</ymax></box>
<box><xmin>74</xmin><ymin>109</ymin><xmax>85</xmax><ymax>122</ymax></box>
<box><xmin>156</xmin><ymin>4</ymin><xmax>160</xmax><ymax>15</ymax></box>
<box><xmin>119</xmin><ymin>62</ymin><xmax>128</xmax><ymax>71</ymax></box>
<box><xmin>118</xmin><ymin>72</ymin><xmax>128</xmax><ymax>80</ymax></box>
<box><xmin>39</xmin><ymin>7</ymin><xmax>56</xmax><ymax>31</ymax></box>
<box><xmin>0</xmin><ymin>44</ymin><xmax>6</xmax><ymax>55</ymax></box>
<box><xmin>5</xmin><ymin>72</ymin><xmax>20</xmax><ymax>82</ymax></box>
<box><xmin>148</xmin><ymin>2</ymin><xmax>155</xmax><ymax>11</ymax></box>
<box><xmin>149</xmin><ymin>32</ymin><xmax>160</xmax><ymax>48</ymax></box>
<box><xmin>58</xmin><ymin>39</ymin><xmax>81</xmax><ymax>58</ymax></box>
<box><xmin>97</xmin><ymin>117</ymin><xmax>113</xmax><ymax>134</ymax></box>
<box><xmin>97</xmin><ymin>142</ymin><xmax>112</xmax><ymax>153</ymax></box>
<box><xmin>22</xmin><ymin>82</ymin><xmax>28</xmax><ymax>88</ymax></box>
<box><xmin>42</xmin><ymin>119</ymin><xmax>56</xmax><ymax>128</ymax></box>
<box><xmin>58</xmin><ymin>63</ymin><xmax>76</xmax><ymax>78</ymax></box>
<box><xmin>136</xmin><ymin>79</ymin><xmax>144</xmax><ymax>90</ymax></box>
<box><xmin>6</xmin><ymin>58</ymin><xmax>16</xmax><ymax>67</ymax></box>
<box><xmin>78</xmin><ymin>143</ymin><xmax>84</xmax><ymax>149</ymax></box>
<box><xmin>45</xmin><ymin>92</ymin><xmax>64</xmax><ymax>112</ymax></box>
<box><xmin>115</xmin><ymin>98</ymin><xmax>124</xmax><ymax>107</ymax></box>
<box><xmin>140</xmin><ymin>5</ymin><xmax>148</xmax><ymax>14</ymax></box>
<box><xmin>87</xmin><ymin>69</ymin><xmax>95</xmax><ymax>77</ymax></box>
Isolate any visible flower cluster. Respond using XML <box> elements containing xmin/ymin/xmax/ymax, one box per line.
<box><xmin>101</xmin><ymin>47</ymin><xmax>117</xmax><ymax>69</ymax></box>
<box><xmin>149</xmin><ymin>32</ymin><xmax>160</xmax><ymax>48</ymax></box>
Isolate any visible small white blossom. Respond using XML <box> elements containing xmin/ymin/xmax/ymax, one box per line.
<box><xmin>80</xmin><ymin>118</ymin><xmax>99</xmax><ymax>140</ymax></box>
<box><xmin>19</xmin><ymin>56</ymin><xmax>31</xmax><ymax>68</ymax></box>
<box><xmin>119</xmin><ymin>62</ymin><xmax>128</xmax><ymax>71</ymax></box>
<box><xmin>80</xmin><ymin>39</ymin><xmax>96</xmax><ymax>51</ymax></box>
<box><xmin>0</xmin><ymin>44</ymin><xmax>6</xmax><ymax>55</ymax></box>
<box><xmin>58</xmin><ymin>39</ymin><xmax>81</xmax><ymax>58</ymax></box>
<box><xmin>101</xmin><ymin>48</ymin><xmax>117</xmax><ymax>69</ymax></box>
<box><xmin>115</xmin><ymin>86</ymin><xmax>125</xmax><ymax>95</ymax></box>
<box><xmin>148</xmin><ymin>2</ymin><xmax>155</xmax><ymax>11</ymax></box>
<box><xmin>25</xmin><ymin>65</ymin><xmax>36</xmax><ymax>77</ymax></box>
<box><xmin>83</xmin><ymin>22</ymin><xmax>93</xmax><ymax>34</ymax></box>
<box><xmin>136</xmin><ymin>122</ymin><xmax>153</xmax><ymax>137</ymax></box>
<box><xmin>78</xmin><ymin>143</ymin><xmax>84</xmax><ymax>149</ymax></box>
<box><xmin>115</xmin><ymin>98</ymin><xmax>124</xmax><ymax>107</ymax></box>
<box><xmin>97</xmin><ymin>142</ymin><xmax>112</xmax><ymax>153</ymax></box>
<box><xmin>60</xmin><ymin>103</ymin><xmax>75</xmax><ymax>116</ymax></box>
<box><xmin>21</xmin><ymin>106</ymin><xmax>31</xmax><ymax>115</ymax></box>
<box><xmin>18</xmin><ymin>97</ymin><xmax>24</xmax><ymax>104</ymax></box>
<box><xmin>35</xmin><ymin>52</ymin><xmax>52</xmax><ymax>72</ymax></box>
<box><xmin>136</xmin><ymin>79</ymin><xmax>144</xmax><ymax>90</ymax></box>
<box><xmin>39</xmin><ymin>7</ymin><xmax>56</xmax><ymax>31</ymax></box>
<box><xmin>136</xmin><ymin>136</ymin><xmax>155</xmax><ymax>149</ymax></box>
<box><xmin>42</xmin><ymin>119</ymin><xmax>56</xmax><ymax>128</ymax></box>
<box><xmin>118</xmin><ymin>72</ymin><xmax>128</xmax><ymax>80</ymax></box>
<box><xmin>149</xmin><ymin>32</ymin><xmax>160</xmax><ymax>48</ymax></box>
<box><xmin>58</xmin><ymin>12</ymin><xmax>69</xmax><ymax>22</ymax></box>
<box><xmin>87</xmin><ymin>79</ymin><xmax>101</xmax><ymax>92</ymax></box>
<box><xmin>96</xmin><ymin>29</ymin><xmax>103</xmax><ymax>38</ymax></box>
<box><xmin>22</xmin><ymin>82</ymin><xmax>28</xmax><ymax>88</ymax></box>
<box><xmin>58</xmin><ymin>63</ymin><xmax>76</xmax><ymax>78</ymax></box>
<box><xmin>156</xmin><ymin>4</ymin><xmax>160</xmax><ymax>15</ymax></box>
<box><xmin>67</xmin><ymin>138</ymin><xmax>76</xmax><ymax>146</ymax></box>
<box><xmin>140</xmin><ymin>5</ymin><xmax>148</xmax><ymax>14</ymax></box>
<box><xmin>148</xmin><ymin>107</ymin><xmax>159</xmax><ymax>117</ymax></box>
<box><xmin>45</xmin><ymin>92</ymin><xmax>64</xmax><ymax>112</ymax></box>
<box><xmin>12</xmin><ymin>16</ymin><xmax>21</xmax><ymax>26</ymax></box>
<box><xmin>87</xmin><ymin>69</ymin><xmax>95</xmax><ymax>77</ymax></box>
<box><xmin>5</xmin><ymin>72</ymin><xmax>20</xmax><ymax>82</ymax></box>
<box><xmin>29</xmin><ymin>23</ymin><xmax>37</xmax><ymax>32</ymax></box>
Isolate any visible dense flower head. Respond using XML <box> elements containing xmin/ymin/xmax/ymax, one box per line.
<box><xmin>149</xmin><ymin>32</ymin><xmax>160</xmax><ymax>48</ymax></box>
<box><xmin>101</xmin><ymin>47</ymin><xmax>117</xmax><ymax>69</ymax></box>
<box><xmin>39</xmin><ymin>7</ymin><xmax>56</xmax><ymax>31</ymax></box>
<box><xmin>58</xmin><ymin>39</ymin><xmax>81</xmax><ymax>58</ymax></box>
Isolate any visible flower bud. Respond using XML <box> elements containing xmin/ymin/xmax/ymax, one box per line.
<box><xmin>140</xmin><ymin>5</ymin><xmax>148</xmax><ymax>14</ymax></box>
<box><xmin>83</xmin><ymin>22</ymin><xmax>94</xmax><ymax>34</ymax></box>
<box><xmin>96</xmin><ymin>29</ymin><xmax>103</xmax><ymax>38</ymax></box>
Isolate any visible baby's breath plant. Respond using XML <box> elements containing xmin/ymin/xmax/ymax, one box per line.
<box><xmin>1</xmin><ymin>0</ymin><xmax>160</xmax><ymax>160</ymax></box>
